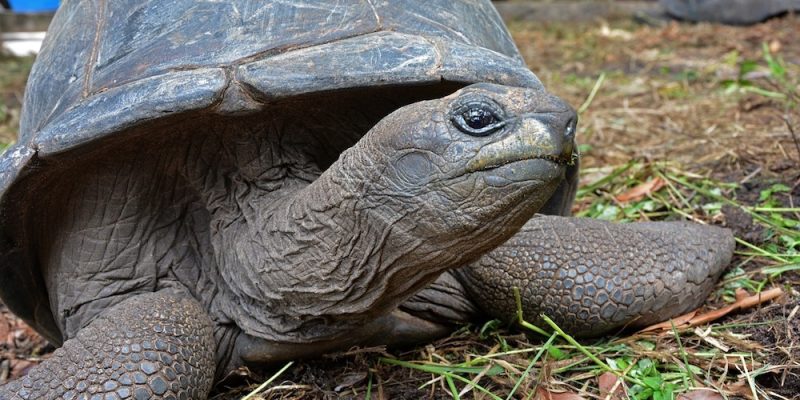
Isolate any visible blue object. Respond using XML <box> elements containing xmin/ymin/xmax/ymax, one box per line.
<box><xmin>8</xmin><ymin>0</ymin><xmax>59</xmax><ymax>12</ymax></box>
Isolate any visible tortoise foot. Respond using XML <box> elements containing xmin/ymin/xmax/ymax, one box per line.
<box><xmin>455</xmin><ymin>215</ymin><xmax>735</xmax><ymax>336</ymax></box>
<box><xmin>0</xmin><ymin>291</ymin><xmax>215</xmax><ymax>400</ymax></box>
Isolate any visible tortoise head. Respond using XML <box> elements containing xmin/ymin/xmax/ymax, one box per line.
<box><xmin>348</xmin><ymin>83</ymin><xmax>578</xmax><ymax>239</ymax></box>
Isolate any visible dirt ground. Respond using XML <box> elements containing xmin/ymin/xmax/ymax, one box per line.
<box><xmin>1</xmin><ymin>10</ymin><xmax>799</xmax><ymax>400</ymax></box>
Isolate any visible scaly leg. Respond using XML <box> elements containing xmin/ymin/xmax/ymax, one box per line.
<box><xmin>403</xmin><ymin>215</ymin><xmax>734</xmax><ymax>337</ymax></box>
<box><xmin>0</xmin><ymin>291</ymin><xmax>215</xmax><ymax>399</ymax></box>
<box><xmin>455</xmin><ymin>215</ymin><xmax>735</xmax><ymax>336</ymax></box>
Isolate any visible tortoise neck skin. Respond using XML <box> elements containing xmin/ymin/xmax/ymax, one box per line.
<box><xmin>199</xmin><ymin>85</ymin><xmax>575</xmax><ymax>343</ymax></box>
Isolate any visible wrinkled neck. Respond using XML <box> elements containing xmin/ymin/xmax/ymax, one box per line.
<box><xmin>208</xmin><ymin>138</ymin><xmax>428</xmax><ymax>342</ymax></box>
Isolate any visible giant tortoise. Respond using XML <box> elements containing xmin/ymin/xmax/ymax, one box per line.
<box><xmin>0</xmin><ymin>1</ymin><xmax>734</xmax><ymax>398</ymax></box>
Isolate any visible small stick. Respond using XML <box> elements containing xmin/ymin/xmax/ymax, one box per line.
<box><xmin>783</xmin><ymin>115</ymin><xmax>800</xmax><ymax>162</ymax></box>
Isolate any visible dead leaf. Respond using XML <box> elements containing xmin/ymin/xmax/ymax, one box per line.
<box><xmin>598</xmin><ymin>372</ymin><xmax>627</xmax><ymax>400</ymax></box>
<box><xmin>535</xmin><ymin>387</ymin><xmax>588</xmax><ymax>400</ymax></box>
<box><xmin>677</xmin><ymin>389</ymin><xmax>724</xmax><ymax>400</ymax></box>
<box><xmin>615</xmin><ymin>177</ymin><xmax>665</xmax><ymax>203</ymax></box>
<box><xmin>638</xmin><ymin>288</ymin><xmax>784</xmax><ymax>333</ymax></box>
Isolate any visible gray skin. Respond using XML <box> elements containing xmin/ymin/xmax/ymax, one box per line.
<box><xmin>0</xmin><ymin>1</ymin><xmax>735</xmax><ymax>398</ymax></box>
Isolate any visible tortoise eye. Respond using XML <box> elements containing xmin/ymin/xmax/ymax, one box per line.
<box><xmin>451</xmin><ymin>101</ymin><xmax>506</xmax><ymax>136</ymax></box>
<box><xmin>463</xmin><ymin>108</ymin><xmax>497</xmax><ymax>130</ymax></box>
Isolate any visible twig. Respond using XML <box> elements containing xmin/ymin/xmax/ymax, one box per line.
<box><xmin>782</xmin><ymin>115</ymin><xmax>800</xmax><ymax>162</ymax></box>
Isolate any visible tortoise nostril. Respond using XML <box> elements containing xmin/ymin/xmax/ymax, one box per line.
<box><xmin>560</xmin><ymin>116</ymin><xmax>577</xmax><ymax>160</ymax></box>
<box><xmin>564</xmin><ymin>117</ymin><xmax>577</xmax><ymax>141</ymax></box>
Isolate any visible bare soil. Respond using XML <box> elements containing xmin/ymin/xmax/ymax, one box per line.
<box><xmin>749</xmin><ymin>296</ymin><xmax>800</xmax><ymax>398</ymax></box>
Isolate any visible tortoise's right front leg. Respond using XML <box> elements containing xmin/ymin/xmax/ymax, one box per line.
<box><xmin>455</xmin><ymin>216</ymin><xmax>735</xmax><ymax>336</ymax></box>
<box><xmin>402</xmin><ymin>215</ymin><xmax>735</xmax><ymax>339</ymax></box>
<box><xmin>0</xmin><ymin>291</ymin><xmax>215</xmax><ymax>400</ymax></box>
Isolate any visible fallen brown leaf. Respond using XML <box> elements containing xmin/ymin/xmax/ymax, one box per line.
<box><xmin>535</xmin><ymin>387</ymin><xmax>588</xmax><ymax>400</ymax></box>
<box><xmin>677</xmin><ymin>389</ymin><xmax>724</xmax><ymax>400</ymax></box>
<box><xmin>615</xmin><ymin>177</ymin><xmax>666</xmax><ymax>202</ymax></box>
<box><xmin>638</xmin><ymin>288</ymin><xmax>784</xmax><ymax>333</ymax></box>
<box><xmin>598</xmin><ymin>372</ymin><xmax>627</xmax><ymax>400</ymax></box>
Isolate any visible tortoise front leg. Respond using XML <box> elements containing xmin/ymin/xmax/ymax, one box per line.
<box><xmin>454</xmin><ymin>215</ymin><xmax>735</xmax><ymax>336</ymax></box>
<box><xmin>0</xmin><ymin>291</ymin><xmax>215</xmax><ymax>400</ymax></box>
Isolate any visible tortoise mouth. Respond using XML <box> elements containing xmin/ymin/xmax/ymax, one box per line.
<box><xmin>542</xmin><ymin>152</ymin><xmax>579</xmax><ymax>166</ymax></box>
<box><xmin>466</xmin><ymin>150</ymin><xmax>577</xmax><ymax>174</ymax></box>
<box><xmin>475</xmin><ymin>156</ymin><xmax>569</xmax><ymax>189</ymax></box>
